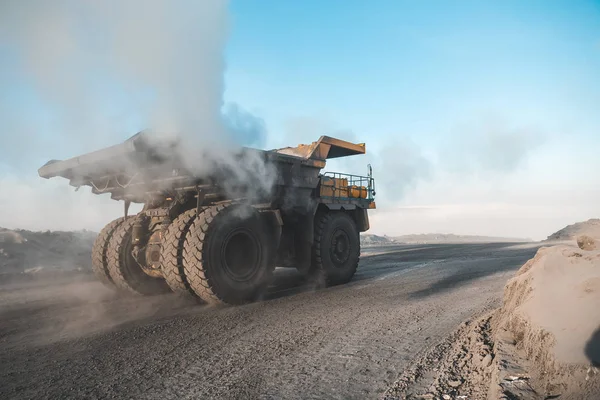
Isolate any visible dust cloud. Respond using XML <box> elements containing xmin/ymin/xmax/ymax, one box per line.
<box><xmin>0</xmin><ymin>276</ymin><xmax>199</xmax><ymax>347</ymax></box>
<box><xmin>0</xmin><ymin>0</ymin><xmax>276</xmax><ymax>231</ymax></box>
<box><xmin>439</xmin><ymin>116</ymin><xmax>546</xmax><ymax>178</ymax></box>
<box><xmin>276</xmin><ymin>114</ymin><xmax>545</xmax><ymax>212</ymax></box>
<box><xmin>0</xmin><ymin>226</ymin><xmax>197</xmax><ymax>345</ymax></box>
<box><xmin>0</xmin><ymin>0</ymin><xmax>272</xmax><ymax>342</ymax></box>
<box><xmin>1</xmin><ymin>0</ymin><xmax>230</xmax><ymax>147</ymax></box>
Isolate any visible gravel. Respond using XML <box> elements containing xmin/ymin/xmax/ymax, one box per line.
<box><xmin>0</xmin><ymin>242</ymin><xmax>540</xmax><ymax>400</ymax></box>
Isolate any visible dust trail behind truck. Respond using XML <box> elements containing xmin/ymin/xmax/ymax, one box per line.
<box><xmin>38</xmin><ymin>132</ymin><xmax>376</xmax><ymax>305</ymax></box>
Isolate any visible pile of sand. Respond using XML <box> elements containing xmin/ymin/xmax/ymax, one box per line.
<box><xmin>0</xmin><ymin>227</ymin><xmax>96</xmax><ymax>275</ymax></box>
<box><xmin>384</xmin><ymin>220</ymin><xmax>600</xmax><ymax>399</ymax></box>
<box><xmin>490</xmin><ymin>242</ymin><xmax>600</xmax><ymax>398</ymax></box>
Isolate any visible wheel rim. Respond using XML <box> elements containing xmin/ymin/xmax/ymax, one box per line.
<box><xmin>220</xmin><ymin>228</ymin><xmax>262</xmax><ymax>282</ymax></box>
<box><xmin>330</xmin><ymin>228</ymin><xmax>351</xmax><ymax>267</ymax></box>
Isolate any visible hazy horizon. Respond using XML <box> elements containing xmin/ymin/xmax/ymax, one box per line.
<box><xmin>1</xmin><ymin>0</ymin><xmax>599</xmax><ymax>241</ymax></box>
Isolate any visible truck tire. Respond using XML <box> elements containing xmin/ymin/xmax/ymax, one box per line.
<box><xmin>183</xmin><ymin>203</ymin><xmax>275</xmax><ymax>305</ymax></box>
<box><xmin>160</xmin><ymin>209</ymin><xmax>199</xmax><ymax>298</ymax></box>
<box><xmin>107</xmin><ymin>216</ymin><xmax>171</xmax><ymax>296</ymax></box>
<box><xmin>312</xmin><ymin>211</ymin><xmax>360</xmax><ymax>286</ymax></box>
<box><xmin>91</xmin><ymin>216</ymin><xmax>125</xmax><ymax>288</ymax></box>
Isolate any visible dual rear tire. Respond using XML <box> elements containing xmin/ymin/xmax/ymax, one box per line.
<box><xmin>181</xmin><ymin>203</ymin><xmax>275</xmax><ymax>305</ymax></box>
<box><xmin>106</xmin><ymin>217</ymin><xmax>171</xmax><ymax>295</ymax></box>
<box><xmin>91</xmin><ymin>216</ymin><xmax>170</xmax><ymax>296</ymax></box>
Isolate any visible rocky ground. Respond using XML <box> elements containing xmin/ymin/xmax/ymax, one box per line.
<box><xmin>385</xmin><ymin>220</ymin><xmax>600</xmax><ymax>400</ymax></box>
<box><xmin>1</xmin><ymin>220</ymin><xmax>599</xmax><ymax>399</ymax></box>
<box><xmin>0</xmin><ymin>242</ymin><xmax>539</xmax><ymax>400</ymax></box>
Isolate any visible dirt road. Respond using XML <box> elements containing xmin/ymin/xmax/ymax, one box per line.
<box><xmin>0</xmin><ymin>242</ymin><xmax>540</xmax><ymax>400</ymax></box>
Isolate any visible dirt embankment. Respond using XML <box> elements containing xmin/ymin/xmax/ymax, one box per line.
<box><xmin>385</xmin><ymin>223</ymin><xmax>600</xmax><ymax>400</ymax></box>
<box><xmin>487</xmin><ymin>241</ymin><xmax>600</xmax><ymax>399</ymax></box>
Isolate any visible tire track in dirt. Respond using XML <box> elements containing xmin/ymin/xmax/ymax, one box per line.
<box><xmin>0</xmin><ymin>242</ymin><xmax>540</xmax><ymax>399</ymax></box>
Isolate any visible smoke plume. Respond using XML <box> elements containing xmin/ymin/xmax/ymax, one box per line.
<box><xmin>439</xmin><ymin>116</ymin><xmax>546</xmax><ymax>178</ymax></box>
<box><xmin>0</xmin><ymin>0</ymin><xmax>277</xmax><ymax>231</ymax></box>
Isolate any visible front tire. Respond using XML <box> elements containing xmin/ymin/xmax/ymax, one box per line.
<box><xmin>183</xmin><ymin>203</ymin><xmax>275</xmax><ymax>305</ymax></box>
<box><xmin>312</xmin><ymin>211</ymin><xmax>360</xmax><ymax>286</ymax></box>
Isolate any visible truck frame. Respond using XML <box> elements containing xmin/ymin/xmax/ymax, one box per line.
<box><xmin>38</xmin><ymin>132</ymin><xmax>376</xmax><ymax>305</ymax></box>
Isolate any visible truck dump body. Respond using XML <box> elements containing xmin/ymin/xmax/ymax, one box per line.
<box><xmin>38</xmin><ymin>132</ymin><xmax>372</xmax><ymax>207</ymax></box>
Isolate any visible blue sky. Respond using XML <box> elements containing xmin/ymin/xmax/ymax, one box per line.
<box><xmin>0</xmin><ymin>0</ymin><xmax>599</xmax><ymax>239</ymax></box>
<box><xmin>225</xmin><ymin>0</ymin><xmax>600</xmax><ymax>145</ymax></box>
<box><xmin>225</xmin><ymin>0</ymin><xmax>600</xmax><ymax>239</ymax></box>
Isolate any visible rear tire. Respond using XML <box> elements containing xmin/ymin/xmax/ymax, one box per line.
<box><xmin>106</xmin><ymin>216</ymin><xmax>171</xmax><ymax>296</ymax></box>
<box><xmin>160</xmin><ymin>209</ymin><xmax>199</xmax><ymax>298</ymax></box>
<box><xmin>91</xmin><ymin>217</ymin><xmax>125</xmax><ymax>288</ymax></box>
<box><xmin>312</xmin><ymin>211</ymin><xmax>360</xmax><ymax>286</ymax></box>
<box><xmin>183</xmin><ymin>203</ymin><xmax>275</xmax><ymax>305</ymax></box>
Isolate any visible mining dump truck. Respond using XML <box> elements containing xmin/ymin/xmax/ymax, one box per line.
<box><xmin>38</xmin><ymin>132</ymin><xmax>376</xmax><ymax>305</ymax></box>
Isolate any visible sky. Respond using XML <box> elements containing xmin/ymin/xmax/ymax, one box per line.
<box><xmin>0</xmin><ymin>0</ymin><xmax>599</xmax><ymax>240</ymax></box>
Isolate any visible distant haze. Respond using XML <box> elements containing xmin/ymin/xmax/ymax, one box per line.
<box><xmin>1</xmin><ymin>1</ymin><xmax>599</xmax><ymax>241</ymax></box>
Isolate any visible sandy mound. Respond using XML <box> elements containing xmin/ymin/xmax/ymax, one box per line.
<box><xmin>0</xmin><ymin>227</ymin><xmax>96</xmax><ymax>275</ymax></box>
<box><xmin>490</xmin><ymin>244</ymin><xmax>600</xmax><ymax>398</ymax></box>
<box><xmin>545</xmin><ymin>218</ymin><xmax>600</xmax><ymax>242</ymax></box>
<box><xmin>384</xmin><ymin>242</ymin><xmax>600</xmax><ymax>399</ymax></box>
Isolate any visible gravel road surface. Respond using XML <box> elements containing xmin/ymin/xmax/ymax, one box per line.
<box><xmin>0</xmin><ymin>242</ymin><xmax>540</xmax><ymax>399</ymax></box>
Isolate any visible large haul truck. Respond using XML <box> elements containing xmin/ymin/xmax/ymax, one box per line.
<box><xmin>38</xmin><ymin>132</ymin><xmax>376</xmax><ymax>305</ymax></box>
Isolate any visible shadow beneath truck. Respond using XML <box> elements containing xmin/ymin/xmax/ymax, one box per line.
<box><xmin>265</xmin><ymin>268</ymin><xmax>318</xmax><ymax>300</ymax></box>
